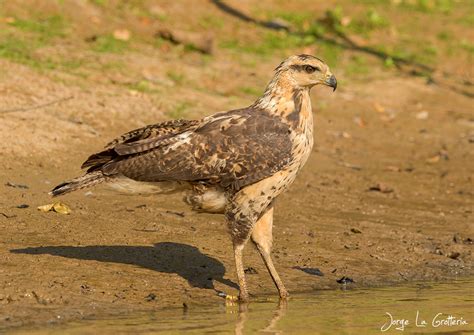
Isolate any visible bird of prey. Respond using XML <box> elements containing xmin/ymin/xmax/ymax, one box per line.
<box><xmin>51</xmin><ymin>54</ymin><xmax>337</xmax><ymax>301</ymax></box>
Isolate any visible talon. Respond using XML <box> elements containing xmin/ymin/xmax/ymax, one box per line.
<box><xmin>279</xmin><ymin>291</ymin><xmax>290</xmax><ymax>300</ymax></box>
<box><xmin>226</xmin><ymin>294</ymin><xmax>239</xmax><ymax>301</ymax></box>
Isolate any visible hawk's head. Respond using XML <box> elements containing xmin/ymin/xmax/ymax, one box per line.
<box><xmin>276</xmin><ymin>54</ymin><xmax>337</xmax><ymax>91</ymax></box>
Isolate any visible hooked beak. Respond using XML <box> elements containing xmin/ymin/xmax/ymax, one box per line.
<box><xmin>325</xmin><ymin>74</ymin><xmax>337</xmax><ymax>91</ymax></box>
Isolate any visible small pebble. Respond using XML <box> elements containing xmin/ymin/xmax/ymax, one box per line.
<box><xmin>447</xmin><ymin>252</ymin><xmax>460</xmax><ymax>260</ymax></box>
<box><xmin>293</xmin><ymin>266</ymin><xmax>324</xmax><ymax>276</ymax></box>
<box><xmin>337</xmin><ymin>276</ymin><xmax>354</xmax><ymax>284</ymax></box>
<box><xmin>145</xmin><ymin>293</ymin><xmax>156</xmax><ymax>301</ymax></box>
<box><xmin>244</xmin><ymin>267</ymin><xmax>258</xmax><ymax>274</ymax></box>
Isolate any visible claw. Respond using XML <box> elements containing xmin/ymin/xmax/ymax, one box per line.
<box><xmin>226</xmin><ymin>294</ymin><xmax>239</xmax><ymax>302</ymax></box>
<box><xmin>216</xmin><ymin>291</ymin><xmax>239</xmax><ymax>302</ymax></box>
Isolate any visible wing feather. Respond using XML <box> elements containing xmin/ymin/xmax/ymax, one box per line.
<box><xmin>81</xmin><ymin>119</ymin><xmax>199</xmax><ymax>171</ymax></box>
<box><xmin>99</xmin><ymin>108</ymin><xmax>293</xmax><ymax>191</ymax></box>
<box><xmin>104</xmin><ymin>119</ymin><xmax>199</xmax><ymax>149</ymax></box>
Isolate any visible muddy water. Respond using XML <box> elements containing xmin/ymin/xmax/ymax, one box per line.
<box><xmin>11</xmin><ymin>279</ymin><xmax>473</xmax><ymax>335</ymax></box>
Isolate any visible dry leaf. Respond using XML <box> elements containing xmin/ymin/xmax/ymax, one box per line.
<box><xmin>341</xmin><ymin>131</ymin><xmax>351</xmax><ymax>139</ymax></box>
<box><xmin>427</xmin><ymin>155</ymin><xmax>440</xmax><ymax>163</ymax></box>
<box><xmin>426</xmin><ymin>155</ymin><xmax>440</xmax><ymax>164</ymax></box>
<box><xmin>373</xmin><ymin>102</ymin><xmax>385</xmax><ymax>113</ymax></box>
<box><xmin>53</xmin><ymin>202</ymin><xmax>71</xmax><ymax>215</ymax></box>
<box><xmin>113</xmin><ymin>29</ymin><xmax>131</xmax><ymax>41</ymax></box>
<box><xmin>37</xmin><ymin>204</ymin><xmax>54</xmax><ymax>212</ymax></box>
<box><xmin>353</xmin><ymin>116</ymin><xmax>366</xmax><ymax>127</ymax></box>
<box><xmin>416</xmin><ymin>111</ymin><xmax>429</xmax><ymax>120</ymax></box>
<box><xmin>386</xmin><ymin>166</ymin><xmax>401</xmax><ymax>172</ymax></box>
<box><xmin>37</xmin><ymin>202</ymin><xmax>71</xmax><ymax>215</ymax></box>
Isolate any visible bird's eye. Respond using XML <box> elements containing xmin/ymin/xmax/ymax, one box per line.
<box><xmin>304</xmin><ymin>65</ymin><xmax>318</xmax><ymax>73</ymax></box>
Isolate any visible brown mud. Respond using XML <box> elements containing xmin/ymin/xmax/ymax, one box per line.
<box><xmin>0</xmin><ymin>0</ymin><xmax>473</xmax><ymax>331</ymax></box>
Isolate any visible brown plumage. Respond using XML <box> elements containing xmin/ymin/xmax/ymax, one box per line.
<box><xmin>51</xmin><ymin>54</ymin><xmax>337</xmax><ymax>301</ymax></box>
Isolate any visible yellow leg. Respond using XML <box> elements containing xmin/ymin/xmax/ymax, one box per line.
<box><xmin>251</xmin><ymin>206</ymin><xmax>289</xmax><ymax>299</ymax></box>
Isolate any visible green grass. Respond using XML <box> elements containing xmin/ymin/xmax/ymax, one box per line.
<box><xmin>399</xmin><ymin>0</ymin><xmax>454</xmax><ymax>13</ymax></box>
<box><xmin>90</xmin><ymin>0</ymin><xmax>107</xmax><ymax>6</ymax></box>
<box><xmin>240</xmin><ymin>86</ymin><xmax>262</xmax><ymax>97</ymax></box>
<box><xmin>91</xmin><ymin>35</ymin><xmax>129</xmax><ymax>53</ymax></box>
<box><xmin>221</xmin><ymin>31</ymin><xmax>315</xmax><ymax>56</ymax></box>
<box><xmin>198</xmin><ymin>15</ymin><xmax>224</xmax><ymax>29</ymax></box>
<box><xmin>127</xmin><ymin>80</ymin><xmax>160</xmax><ymax>93</ymax></box>
<box><xmin>437</xmin><ymin>31</ymin><xmax>452</xmax><ymax>40</ymax></box>
<box><xmin>460</xmin><ymin>40</ymin><xmax>474</xmax><ymax>54</ymax></box>
<box><xmin>59</xmin><ymin>58</ymin><xmax>85</xmax><ymax>71</ymax></box>
<box><xmin>318</xmin><ymin>43</ymin><xmax>342</xmax><ymax>68</ymax></box>
<box><xmin>167</xmin><ymin>102</ymin><xmax>191</xmax><ymax>119</ymax></box>
<box><xmin>0</xmin><ymin>15</ymin><xmax>70</xmax><ymax>70</ymax></box>
<box><xmin>271</xmin><ymin>11</ymin><xmax>313</xmax><ymax>29</ymax></box>
<box><xmin>166</xmin><ymin>71</ymin><xmax>185</xmax><ymax>85</ymax></box>
<box><xmin>348</xmin><ymin>8</ymin><xmax>389</xmax><ymax>34</ymax></box>
<box><xmin>8</xmin><ymin>15</ymin><xmax>68</xmax><ymax>41</ymax></box>
<box><xmin>345</xmin><ymin>55</ymin><xmax>370</xmax><ymax>76</ymax></box>
<box><xmin>0</xmin><ymin>35</ymin><xmax>56</xmax><ymax>69</ymax></box>
<box><xmin>460</xmin><ymin>13</ymin><xmax>474</xmax><ymax>26</ymax></box>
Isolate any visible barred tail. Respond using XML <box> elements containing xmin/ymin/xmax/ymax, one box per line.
<box><xmin>50</xmin><ymin>171</ymin><xmax>106</xmax><ymax>197</ymax></box>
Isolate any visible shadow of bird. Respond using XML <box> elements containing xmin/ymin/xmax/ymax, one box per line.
<box><xmin>11</xmin><ymin>242</ymin><xmax>238</xmax><ymax>290</ymax></box>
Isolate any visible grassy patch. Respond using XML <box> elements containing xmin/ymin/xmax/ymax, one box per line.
<box><xmin>348</xmin><ymin>9</ymin><xmax>389</xmax><ymax>34</ymax></box>
<box><xmin>399</xmin><ymin>0</ymin><xmax>454</xmax><ymax>13</ymax></box>
<box><xmin>59</xmin><ymin>58</ymin><xmax>85</xmax><ymax>71</ymax></box>
<box><xmin>240</xmin><ymin>86</ymin><xmax>262</xmax><ymax>97</ymax></box>
<box><xmin>91</xmin><ymin>35</ymin><xmax>129</xmax><ymax>53</ymax></box>
<box><xmin>0</xmin><ymin>35</ymin><xmax>55</xmax><ymax>69</ymax></box>
<box><xmin>272</xmin><ymin>11</ymin><xmax>312</xmax><ymax>30</ymax></box>
<box><xmin>198</xmin><ymin>15</ymin><xmax>224</xmax><ymax>29</ymax></box>
<box><xmin>460</xmin><ymin>13</ymin><xmax>474</xmax><ymax>27</ymax></box>
<box><xmin>0</xmin><ymin>15</ymin><xmax>73</xmax><ymax>70</ymax></box>
<box><xmin>345</xmin><ymin>55</ymin><xmax>370</xmax><ymax>76</ymax></box>
<box><xmin>167</xmin><ymin>102</ymin><xmax>191</xmax><ymax>119</ymax></box>
<box><xmin>460</xmin><ymin>40</ymin><xmax>474</xmax><ymax>54</ymax></box>
<box><xmin>90</xmin><ymin>0</ymin><xmax>107</xmax><ymax>6</ymax></box>
<box><xmin>8</xmin><ymin>15</ymin><xmax>68</xmax><ymax>41</ymax></box>
<box><xmin>437</xmin><ymin>31</ymin><xmax>452</xmax><ymax>41</ymax></box>
<box><xmin>166</xmin><ymin>71</ymin><xmax>185</xmax><ymax>85</ymax></box>
<box><xmin>221</xmin><ymin>31</ymin><xmax>315</xmax><ymax>56</ymax></box>
<box><xmin>127</xmin><ymin>80</ymin><xmax>160</xmax><ymax>93</ymax></box>
<box><xmin>317</xmin><ymin>43</ymin><xmax>342</xmax><ymax>68</ymax></box>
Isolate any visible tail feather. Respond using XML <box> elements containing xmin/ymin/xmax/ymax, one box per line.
<box><xmin>50</xmin><ymin>171</ymin><xmax>106</xmax><ymax>197</ymax></box>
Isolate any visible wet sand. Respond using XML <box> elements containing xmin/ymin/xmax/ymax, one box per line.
<box><xmin>1</xmin><ymin>70</ymin><xmax>473</xmax><ymax>330</ymax></box>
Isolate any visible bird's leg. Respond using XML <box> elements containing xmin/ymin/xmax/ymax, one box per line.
<box><xmin>251</xmin><ymin>206</ymin><xmax>289</xmax><ymax>299</ymax></box>
<box><xmin>227</xmin><ymin>184</ymin><xmax>277</xmax><ymax>302</ymax></box>
<box><xmin>233</xmin><ymin>241</ymin><xmax>250</xmax><ymax>302</ymax></box>
<box><xmin>227</xmin><ymin>202</ymin><xmax>255</xmax><ymax>302</ymax></box>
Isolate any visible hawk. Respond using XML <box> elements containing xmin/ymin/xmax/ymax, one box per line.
<box><xmin>51</xmin><ymin>54</ymin><xmax>337</xmax><ymax>301</ymax></box>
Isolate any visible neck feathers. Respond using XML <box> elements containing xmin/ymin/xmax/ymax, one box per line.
<box><xmin>253</xmin><ymin>72</ymin><xmax>312</xmax><ymax>129</ymax></box>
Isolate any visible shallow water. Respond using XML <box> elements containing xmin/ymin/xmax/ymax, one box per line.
<box><xmin>13</xmin><ymin>279</ymin><xmax>474</xmax><ymax>334</ymax></box>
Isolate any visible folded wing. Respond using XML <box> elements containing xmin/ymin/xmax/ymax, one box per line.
<box><xmin>82</xmin><ymin>108</ymin><xmax>293</xmax><ymax>191</ymax></box>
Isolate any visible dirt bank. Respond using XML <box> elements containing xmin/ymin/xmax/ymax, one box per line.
<box><xmin>0</xmin><ymin>0</ymin><xmax>473</xmax><ymax>331</ymax></box>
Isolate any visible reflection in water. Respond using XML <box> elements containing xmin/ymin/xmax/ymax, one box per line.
<box><xmin>7</xmin><ymin>279</ymin><xmax>474</xmax><ymax>334</ymax></box>
<box><xmin>234</xmin><ymin>300</ymin><xmax>287</xmax><ymax>335</ymax></box>
<box><xmin>261</xmin><ymin>300</ymin><xmax>287</xmax><ymax>334</ymax></box>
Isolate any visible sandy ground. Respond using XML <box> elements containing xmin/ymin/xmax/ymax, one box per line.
<box><xmin>1</xmin><ymin>58</ymin><xmax>473</xmax><ymax>330</ymax></box>
<box><xmin>0</xmin><ymin>0</ymin><xmax>473</xmax><ymax>331</ymax></box>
